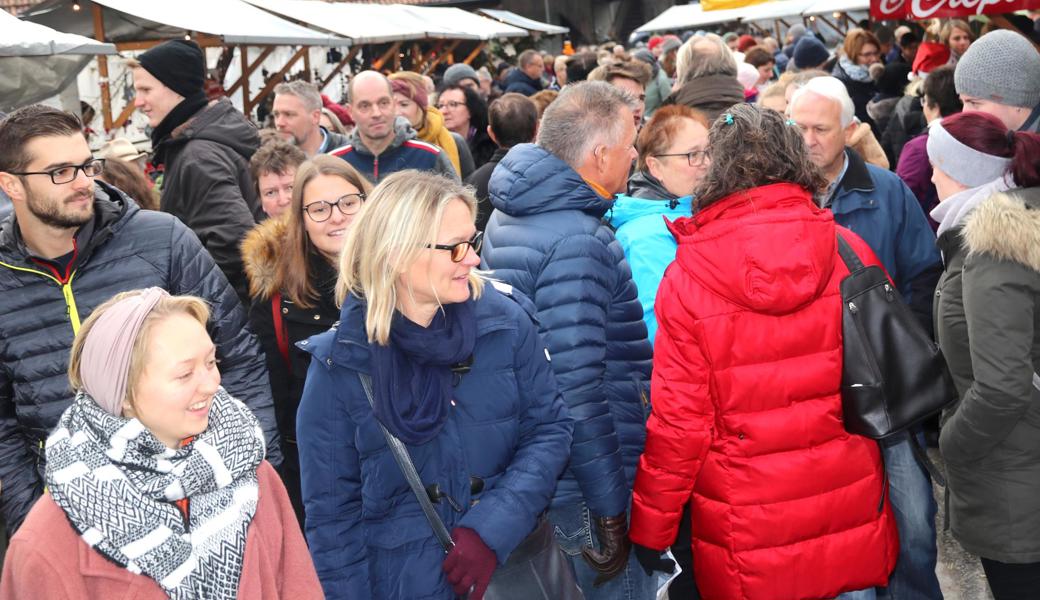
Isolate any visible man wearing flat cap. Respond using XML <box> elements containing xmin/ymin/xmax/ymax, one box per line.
<box><xmin>130</xmin><ymin>39</ymin><xmax>262</xmax><ymax>305</ymax></box>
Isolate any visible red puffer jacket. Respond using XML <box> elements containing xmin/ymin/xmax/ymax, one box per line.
<box><xmin>630</xmin><ymin>183</ymin><xmax>898</xmax><ymax>600</ymax></box>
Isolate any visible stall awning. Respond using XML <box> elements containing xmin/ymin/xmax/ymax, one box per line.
<box><xmin>1</xmin><ymin>9</ymin><xmax>116</xmax><ymax>56</ymax></box>
<box><xmin>477</xmin><ymin>9</ymin><xmax>570</xmax><ymax>35</ymax></box>
<box><xmin>24</xmin><ymin>0</ymin><xmax>351</xmax><ymax>46</ymax></box>
<box><xmin>636</xmin><ymin>4</ymin><xmax>746</xmax><ymax>34</ymax></box>
<box><xmin>739</xmin><ymin>0</ymin><xmax>817</xmax><ymax>22</ymax></box>
<box><xmin>403</xmin><ymin>6</ymin><xmax>529</xmax><ymax>40</ymax></box>
<box><xmin>802</xmin><ymin>0</ymin><xmax>870</xmax><ymax>16</ymax></box>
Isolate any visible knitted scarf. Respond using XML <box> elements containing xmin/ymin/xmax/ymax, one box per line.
<box><xmin>838</xmin><ymin>56</ymin><xmax>873</xmax><ymax>83</ymax></box>
<box><xmin>46</xmin><ymin>388</ymin><xmax>266</xmax><ymax>599</ymax></box>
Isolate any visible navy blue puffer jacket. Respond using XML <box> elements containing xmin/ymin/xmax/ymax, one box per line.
<box><xmin>482</xmin><ymin>143</ymin><xmax>653</xmax><ymax>518</ymax></box>
<box><xmin>297</xmin><ymin>286</ymin><xmax>573</xmax><ymax>600</ymax></box>
<box><xmin>0</xmin><ymin>182</ymin><xmax>281</xmax><ymax>533</ymax></box>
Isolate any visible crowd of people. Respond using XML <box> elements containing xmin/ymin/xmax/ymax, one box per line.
<box><xmin>0</xmin><ymin>11</ymin><xmax>1037</xmax><ymax>600</ymax></box>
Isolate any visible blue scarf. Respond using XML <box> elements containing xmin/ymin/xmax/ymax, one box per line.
<box><xmin>370</xmin><ymin>299</ymin><xmax>477</xmax><ymax>445</ymax></box>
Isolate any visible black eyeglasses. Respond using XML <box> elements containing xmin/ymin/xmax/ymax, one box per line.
<box><xmin>429</xmin><ymin>231</ymin><xmax>483</xmax><ymax>262</ymax></box>
<box><xmin>8</xmin><ymin>158</ymin><xmax>105</xmax><ymax>184</ymax></box>
<box><xmin>653</xmin><ymin>150</ymin><xmax>709</xmax><ymax>167</ymax></box>
<box><xmin>303</xmin><ymin>193</ymin><xmax>366</xmax><ymax>222</ymax></box>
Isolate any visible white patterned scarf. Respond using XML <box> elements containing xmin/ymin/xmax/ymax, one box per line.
<box><xmin>45</xmin><ymin>387</ymin><xmax>266</xmax><ymax>599</ymax></box>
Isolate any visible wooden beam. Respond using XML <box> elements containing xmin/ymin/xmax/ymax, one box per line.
<box><xmin>92</xmin><ymin>4</ymin><xmax>113</xmax><ymax>131</ymax></box>
<box><xmin>319</xmin><ymin>46</ymin><xmax>360</xmax><ymax>91</ymax></box>
<box><xmin>372</xmin><ymin>41</ymin><xmax>402</xmax><ymax>71</ymax></box>
<box><xmin>303</xmin><ymin>47</ymin><xmax>312</xmax><ymax>82</ymax></box>
<box><xmin>422</xmin><ymin>39</ymin><xmax>460</xmax><ymax>75</ymax></box>
<box><xmin>114</xmin><ymin>39</ymin><xmax>164</xmax><ymax>52</ymax></box>
<box><xmin>417</xmin><ymin>40</ymin><xmax>444</xmax><ymax>73</ymax></box>
<box><xmin>240</xmin><ymin>45</ymin><xmax>250</xmax><ymax>115</ymax></box>
<box><xmin>245</xmin><ymin>46</ymin><xmax>307</xmax><ymax>116</ymax></box>
<box><xmin>462</xmin><ymin>41</ymin><xmax>486</xmax><ymax>65</ymax></box>
<box><xmin>813</xmin><ymin>13</ymin><xmax>844</xmax><ymax>37</ymax></box>
<box><xmin>225</xmin><ymin>45</ymin><xmax>274</xmax><ymax>97</ymax></box>
<box><xmin>112</xmin><ymin>101</ymin><xmax>137</xmax><ymax>130</ymax></box>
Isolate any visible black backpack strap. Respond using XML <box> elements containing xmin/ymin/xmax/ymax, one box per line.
<box><xmin>836</xmin><ymin>232</ymin><xmax>866</xmax><ymax>273</ymax></box>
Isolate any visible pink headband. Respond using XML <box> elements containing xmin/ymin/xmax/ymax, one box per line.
<box><xmin>79</xmin><ymin>288</ymin><xmax>168</xmax><ymax>415</ymax></box>
<box><xmin>390</xmin><ymin>79</ymin><xmax>428</xmax><ymax>110</ymax></box>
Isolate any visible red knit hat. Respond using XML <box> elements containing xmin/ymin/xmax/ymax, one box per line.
<box><xmin>321</xmin><ymin>94</ymin><xmax>353</xmax><ymax>127</ymax></box>
<box><xmin>737</xmin><ymin>34</ymin><xmax>757</xmax><ymax>53</ymax></box>
<box><xmin>648</xmin><ymin>36</ymin><xmax>664</xmax><ymax>51</ymax></box>
<box><xmin>913</xmin><ymin>42</ymin><xmax>951</xmax><ymax>75</ymax></box>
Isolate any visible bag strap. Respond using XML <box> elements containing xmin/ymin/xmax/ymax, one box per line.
<box><xmin>358</xmin><ymin>372</ymin><xmax>455</xmax><ymax>553</ymax></box>
<box><xmin>836</xmin><ymin>232</ymin><xmax>866</xmax><ymax>273</ymax></box>
<box><xmin>271</xmin><ymin>292</ymin><xmax>291</xmax><ymax>372</ymax></box>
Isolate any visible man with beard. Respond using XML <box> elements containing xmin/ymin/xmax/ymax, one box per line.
<box><xmin>130</xmin><ymin>39</ymin><xmax>260</xmax><ymax>305</ymax></box>
<box><xmin>272</xmin><ymin>81</ymin><xmax>349</xmax><ymax>157</ymax></box>
<box><xmin>0</xmin><ymin>104</ymin><xmax>281</xmax><ymax>537</ymax></box>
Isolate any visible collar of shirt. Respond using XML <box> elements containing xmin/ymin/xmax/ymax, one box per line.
<box><xmin>820</xmin><ymin>152</ymin><xmax>850</xmax><ymax>207</ymax></box>
<box><xmin>317</xmin><ymin>127</ymin><xmax>330</xmax><ymax>154</ymax></box>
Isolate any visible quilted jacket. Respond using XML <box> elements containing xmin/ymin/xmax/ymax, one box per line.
<box><xmin>482</xmin><ymin>143</ymin><xmax>653</xmax><ymax>519</ymax></box>
<box><xmin>630</xmin><ymin>183</ymin><xmax>898</xmax><ymax>600</ymax></box>
<box><xmin>297</xmin><ymin>287</ymin><xmax>572</xmax><ymax>599</ymax></box>
<box><xmin>0</xmin><ymin>182</ymin><xmax>280</xmax><ymax>533</ymax></box>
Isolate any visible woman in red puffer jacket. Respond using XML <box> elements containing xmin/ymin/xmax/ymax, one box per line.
<box><xmin>629</xmin><ymin>105</ymin><xmax>898</xmax><ymax>600</ymax></box>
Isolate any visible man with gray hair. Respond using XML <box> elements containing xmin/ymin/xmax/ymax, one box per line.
<box><xmin>272</xmin><ymin>80</ymin><xmax>349</xmax><ymax>157</ymax></box>
<box><xmin>667</xmin><ymin>34</ymin><xmax>744</xmax><ymax>120</ymax></box>
<box><xmin>789</xmin><ymin>76</ymin><xmax>944</xmax><ymax>600</ymax></box>
<box><xmin>481</xmin><ymin>81</ymin><xmax>656</xmax><ymax>600</ymax></box>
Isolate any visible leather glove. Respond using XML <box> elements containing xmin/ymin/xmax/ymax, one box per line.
<box><xmin>633</xmin><ymin>542</ymin><xmax>676</xmax><ymax>577</ymax></box>
<box><xmin>442</xmin><ymin>527</ymin><xmax>496</xmax><ymax>599</ymax></box>
<box><xmin>581</xmin><ymin>512</ymin><xmax>632</xmax><ymax>586</ymax></box>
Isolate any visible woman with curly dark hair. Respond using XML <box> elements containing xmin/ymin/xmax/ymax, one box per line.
<box><xmin>629</xmin><ymin>104</ymin><xmax>899</xmax><ymax>600</ymax></box>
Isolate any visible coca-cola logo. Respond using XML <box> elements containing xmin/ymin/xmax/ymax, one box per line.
<box><xmin>877</xmin><ymin>0</ymin><xmax>905</xmax><ymax>15</ymax></box>
<box><xmin>912</xmin><ymin>0</ymin><xmax>1018</xmax><ymax>17</ymax></box>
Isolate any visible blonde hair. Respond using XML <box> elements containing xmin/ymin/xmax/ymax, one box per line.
<box><xmin>68</xmin><ymin>290</ymin><xmax>211</xmax><ymax>409</ymax></box>
<box><xmin>336</xmin><ymin>171</ymin><xmax>485</xmax><ymax>345</ymax></box>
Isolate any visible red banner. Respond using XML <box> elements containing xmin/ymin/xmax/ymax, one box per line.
<box><xmin>871</xmin><ymin>0</ymin><xmax>1040</xmax><ymax>20</ymax></box>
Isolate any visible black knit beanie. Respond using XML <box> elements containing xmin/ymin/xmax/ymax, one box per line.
<box><xmin>137</xmin><ymin>40</ymin><xmax>205</xmax><ymax>99</ymax></box>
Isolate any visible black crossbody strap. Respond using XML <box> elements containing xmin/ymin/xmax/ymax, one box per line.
<box><xmin>836</xmin><ymin>232</ymin><xmax>866</xmax><ymax>273</ymax></box>
<box><xmin>358</xmin><ymin>373</ymin><xmax>455</xmax><ymax>553</ymax></box>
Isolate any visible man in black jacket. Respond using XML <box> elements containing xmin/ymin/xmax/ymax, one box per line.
<box><xmin>131</xmin><ymin>40</ymin><xmax>261</xmax><ymax>305</ymax></box>
<box><xmin>0</xmin><ymin>104</ymin><xmax>281</xmax><ymax>536</ymax></box>
<box><xmin>464</xmin><ymin>93</ymin><xmax>537</xmax><ymax>232</ymax></box>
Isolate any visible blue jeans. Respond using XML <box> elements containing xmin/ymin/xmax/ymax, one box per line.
<box><xmin>548</xmin><ymin>503</ymin><xmax>656</xmax><ymax>600</ymax></box>
<box><xmin>877</xmin><ymin>430</ymin><xmax>943</xmax><ymax>600</ymax></box>
<box><xmin>839</xmin><ymin>589</ymin><xmax>878</xmax><ymax>600</ymax></box>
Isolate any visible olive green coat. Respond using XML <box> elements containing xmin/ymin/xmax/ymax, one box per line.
<box><xmin>935</xmin><ymin>187</ymin><xmax>1040</xmax><ymax>563</ymax></box>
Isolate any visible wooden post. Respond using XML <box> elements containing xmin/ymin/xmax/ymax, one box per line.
<box><xmin>245</xmin><ymin>46</ymin><xmax>308</xmax><ymax>115</ymax></box>
<box><xmin>303</xmin><ymin>47</ymin><xmax>312</xmax><ymax>81</ymax></box>
<box><xmin>372</xmin><ymin>41</ymin><xmax>402</xmax><ymax>71</ymax></box>
<box><xmin>814</xmin><ymin>13</ymin><xmax>844</xmax><ymax>37</ymax></box>
<box><xmin>225</xmin><ymin>45</ymin><xmax>274</xmax><ymax>97</ymax></box>
<box><xmin>319</xmin><ymin>46</ymin><xmax>360</xmax><ymax>91</ymax></box>
<box><xmin>92</xmin><ymin>4</ymin><xmax>113</xmax><ymax>131</ymax></box>
<box><xmin>422</xmin><ymin>39</ymin><xmax>460</xmax><ymax>74</ymax></box>
<box><xmin>112</xmin><ymin>102</ymin><xmax>137</xmax><ymax>130</ymax></box>
<box><xmin>241</xmin><ymin>45</ymin><xmax>251</xmax><ymax>114</ymax></box>
<box><xmin>462</xmin><ymin>42</ymin><xmax>486</xmax><ymax>65</ymax></box>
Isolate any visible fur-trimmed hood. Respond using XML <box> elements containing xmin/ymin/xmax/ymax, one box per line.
<box><xmin>241</xmin><ymin>216</ymin><xmax>289</xmax><ymax>300</ymax></box>
<box><xmin>964</xmin><ymin>188</ymin><xmax>1040</xmax><ymax>273</ymax></box>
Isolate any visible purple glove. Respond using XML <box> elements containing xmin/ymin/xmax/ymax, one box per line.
<box><xmin>442</xmin><ymin>527</ymin><xmax>496</xmax><ymax>599</ymax></box>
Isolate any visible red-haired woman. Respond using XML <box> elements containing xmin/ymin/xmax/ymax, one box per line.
<box><xmin>928</xmin><ymin>111</ymin><xmax>1040</xmax><ymax>600</ymax></box>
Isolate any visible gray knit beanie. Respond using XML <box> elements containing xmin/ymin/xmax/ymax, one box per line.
<box><xmin>443</xmin><ymin>63</ymin><xmax>480</xmax><ymax>88</ymax></box>
<box><xmin>954</xmin><ymin>30</ymin><xmax>1040</xmax><ymax>108</ymax></box>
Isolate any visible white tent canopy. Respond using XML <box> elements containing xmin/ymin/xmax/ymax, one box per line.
<box><xmin>636</xmin><ymin>4</ymin><xmax>745</xmax><ymax>34</ymax></box>
<box><xmin>403</xmin><ymin>6</ymin><xmax>528</xmax><ymax>40</ymax></box>
<box><xmin>740</xmin><ymin>0</ymin><xmax>817</xmax><ymax>22</ymax></box>
<box><xmin>0</xmin><ymin>9</ymin><xmax>116</xmax><ymax>57</ymax></box>
<box><xmin>477</xmin><ymin>9</ymin><xmax>570</xmax><ymax>35</ymax></box>
<box><xmin>802</xmin><ymin>0</ymin><xmax>870</xmax><ymax>15</ymax></box>
<box><xmin>24</xmin><ymin>0</ymin><xmax>350</xmax><ymax>46</ymax></box>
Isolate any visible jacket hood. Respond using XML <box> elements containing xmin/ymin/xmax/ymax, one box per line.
<box><xmin>964</xmin><ymin>187</ymin><xmax>1040</xmax><ymax>273</ymax></box>
<box><xmin>668</xmin><ymin>183</ymin><xmax>836</xmax><ymax>314</ymax></box>
<box><xmin>241</xmin><ymin>216</ymin><xmax>289</xmax><ymax>300</ymax></box>
<box><xmin>162</xmin><ymin>98</ymin><xmax>259</xmax><ymax>163</ymax></box>
<box><xmin>348</xmin><ymin>116</ymin><xmax>415</xmax><ymax>156</ymax></box>
<box><xmin>625</xmin><ymin>170</ymin><xmax>680</xmax><ymax>202</ymax></box>
<box><xmin>488</xmin><ymin>143</ymin><xmax>613</xmax><ymax>218</ymax></box>
<box><xmin>667</xmin><ymin>74</ymin><xmax>744</xmax><ymax>113</ymax></box>
<box><xmin>608</xmin><ymin>193</ymin><xmax>692</xmax><ymax>230</ymax></box>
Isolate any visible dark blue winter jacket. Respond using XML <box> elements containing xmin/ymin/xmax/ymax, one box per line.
<box><xmin>297</xmin><ymin>285</ymin><xmax>573</xmax><ymax>600</ymax></box>
<box><xmin>482</xmin><ymin>143</ymin><xmax>653</xmax><ymax>519</ymax></box>
<box><xmin>503</xmin><ymin>69</ymin><xmax>544</xmax><ymax>96</ymax></box>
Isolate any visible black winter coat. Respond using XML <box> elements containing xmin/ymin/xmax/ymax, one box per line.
<box><xmin>0</xmin><ymin>182</ymin><xmax>280</xmax><ymax>533</ymax></box>
<box><xmin>464</xmin><ymin>147</ymin><xmax>508</xmax><ymax>232</ymax></box>
<box><xmin>154</xmin><ymin>98</ymin><xmax>263</xmax><ymax>306</ymax></box>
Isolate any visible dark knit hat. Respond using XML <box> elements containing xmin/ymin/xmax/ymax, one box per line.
<box><xmin>137</xmin><ymin>40</ymin><xmax>206</xmax><ymax>99</ymax></box>
<box><xmin>793</xmin><ymin>36</ymin><xmax>830</xmax><ymax>70</ymax></box>
<box><xmin>443</xmin><ymin>63</ymin><xmax>480</xmax><ymax>88</ymax></box>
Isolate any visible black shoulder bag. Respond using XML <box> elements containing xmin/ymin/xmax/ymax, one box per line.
<box><xmin>358</xmin><ymin>373</ymin><xmax>584</xmax><ymax>600</ymax></box>
<box><xmin>836</xmin><ymin>233</ymin><xmax>957</xmax><ymax>441</ymax></box>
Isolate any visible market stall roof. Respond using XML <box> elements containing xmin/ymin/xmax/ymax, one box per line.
<box><xmin>23</xmin><ymin>0</ymin><xmax>351</xmax><ymax>46</ymax></box>
<box><xmin>636</xmin><ymin>4</ymin><xmax>746</xmax><ymax>34</ymax></box>
<box><xmin>402</xmin><ymin>6</ymin><xmax>529</xmax><ymax>40</ymax></box>
<box><xmin>0</xmin><ymin>9</ymin><xmax>116</xmax><ymax>56</ymax></box>
<box><xmin>477</xmin><ymin>8</ymin><xmax>570</xmax><ymax>35</ymax></box>
<box><xmin>802</xmin><ymin>0</ymin><xmax>870</xmax><ymax>15</ymax></box>
<box><xmin>739</xmin><ymin>0</ymin><xmax>817</xmax><ymax>22</ymax></box>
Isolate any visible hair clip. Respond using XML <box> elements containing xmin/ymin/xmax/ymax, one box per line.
<box><xmin>723</xmin><ymin>113</ymin><xmax>734</xmax><ymax>125</ymax></box>
<box><xmin>786</xmin><ymin>118</ymin><xmax>798</xmax><ymax>126</ymax></box>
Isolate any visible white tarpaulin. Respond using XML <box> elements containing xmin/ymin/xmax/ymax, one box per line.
<box><xmin>739</xmin><ymin>0</ymin><xmax>817</xmax><ymax>21</ymax></box>
<box><xmin>245</xmin><ymin>0</ymin><xmax>431</xmax><ymax>44</ymax></box>
<box><xmin>1</xmin><ymin>10</ymin><xmax>116</xmax><ymax>111</ymax></box>
<box><xmin>477</xmin><ymin>9</ymin><xmax>570</xmax><ymax>35</ymax></box>
<box><xmin>802</xmin><ymin>0</ymin><xmax>870</xmax><ymax>15</ymax></box>
<box><xmin>636</xmin><ymin>4</ymin><xmax>745</xmax><ymax>33</ymax></box>
<box><xmin>24</xmin><ymin>0</ymin><xmax>350</xmax><ymax>46</ymax></box>
<box><xmin>402</xmin><ymin>6</ymin><xmax>528</xmax><ymax>40</ymax></box>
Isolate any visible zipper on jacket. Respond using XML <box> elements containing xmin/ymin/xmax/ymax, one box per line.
<box><xmin>373</xmin><ymin>156</ymin><xmax>379</xmax><ymax>181</ymax></box>
<box><xmin>0</xmin><ymin>243</ymin><xmax>82</xmax><ymax>335</ymax></box>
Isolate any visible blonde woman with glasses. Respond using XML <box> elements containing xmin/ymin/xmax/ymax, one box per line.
<box><xmin>297</xmin><ymin>170</ymin><xmax>574</xmax><ymax>600</ymax></box>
